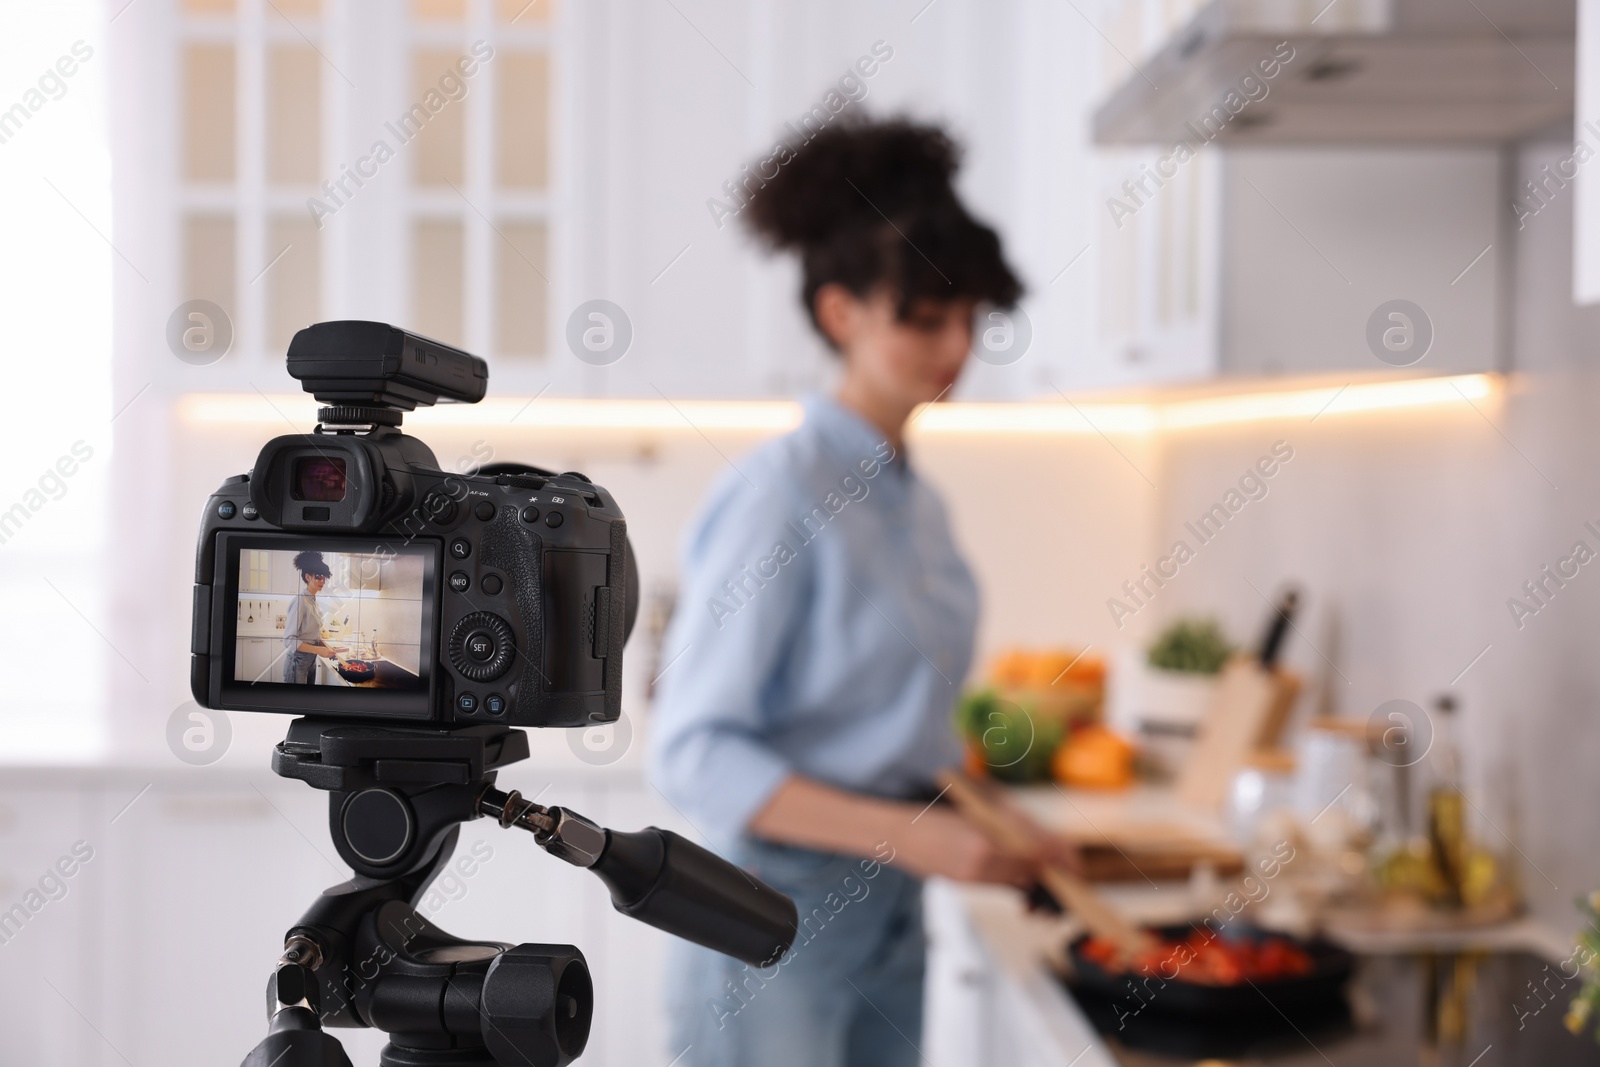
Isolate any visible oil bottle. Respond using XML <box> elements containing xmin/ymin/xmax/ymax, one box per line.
<box><xmin>1425</xmin><ymin>694</ymin><xmax>1467</xmax><ymax>908</ymax></box>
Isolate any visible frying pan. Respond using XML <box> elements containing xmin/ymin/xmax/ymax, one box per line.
<box><xmin>334</xmin><ymin>658</ymin><xmax>376</xmax><ymax>683</ymax></box>
<box><xmin>1066</xmin><ymin>922</ymin><xmax>1353</xmax><ymax>1015</ymax></box>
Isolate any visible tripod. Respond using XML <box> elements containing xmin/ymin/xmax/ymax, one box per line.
<box><xmin>241</xmin><ymin>718</ymin><xmax>797</xmax><ymax>1067</ymax></box>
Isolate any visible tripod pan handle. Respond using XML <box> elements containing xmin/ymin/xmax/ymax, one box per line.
<box><xmin>592</xmin><ymin>828</ymin><xmax>797</xmax><ymax>968</ymax></box>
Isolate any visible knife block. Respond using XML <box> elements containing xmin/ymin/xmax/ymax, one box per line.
<box><xmin>1176</xmin><ymin>655</ymin><xmax>1301</xmax><ymax>813</ymax></box>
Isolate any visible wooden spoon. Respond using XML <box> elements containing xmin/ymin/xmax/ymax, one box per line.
<box><xmin>937</xmin><ymin>770</ymin><xmax>1154</xmax><ymax>960</ymax></box>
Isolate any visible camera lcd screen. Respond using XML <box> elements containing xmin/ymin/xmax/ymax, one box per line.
<box><xmin>231</xmin><ymin>545</ymin><xmax>430</xmax><ymax>692</ymax></box>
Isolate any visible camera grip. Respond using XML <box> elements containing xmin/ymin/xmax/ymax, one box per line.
<box><xmin>593</xmin><ymin>828</ymin><xmax>797</xmax><ymax>968</ymax></box>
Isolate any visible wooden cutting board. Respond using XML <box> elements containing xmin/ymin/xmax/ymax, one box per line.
<box><xmin>1074</xmin><ymin>837</ymin><xmax>1244</xmax><ymax>883</ymax></box>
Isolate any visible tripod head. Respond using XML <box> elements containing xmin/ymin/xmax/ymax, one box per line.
<box><xmin>242</xmin><ymin>719</ymin><xmax>797</xmax><ymax>1067</ymax></box>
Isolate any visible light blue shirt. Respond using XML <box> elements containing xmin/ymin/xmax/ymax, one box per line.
<box><xmin>648</xmin><ymin>394</ymin><xmax>979</xmax><ymax>849</ymax></box>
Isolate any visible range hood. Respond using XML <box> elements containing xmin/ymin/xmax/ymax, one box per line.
<box><xmin>1093</xmin><ymin>0</ymin><xmax>1575</xmax><ymax>145</ymax></box>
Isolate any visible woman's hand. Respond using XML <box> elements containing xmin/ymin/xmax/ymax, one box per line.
<box><xmin>746</xmin><ymin>775</ymin><xmax>1070</xmax><ymax>888</ymax></box>
<box><xmin>317</xmin><ymin>645</ymin><xmax>341</xmax><ymax>658</ymax></box>
<box><xmin>890</xmin><ymin>807</ymin><xmax>1038</xmax><ymax>887</ymax></box>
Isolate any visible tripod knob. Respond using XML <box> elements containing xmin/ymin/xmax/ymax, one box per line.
<box><xmin>240</xmin><ymin>1007</ymin><xmax>353</xmax><ymax>1067</ymax></box>
<box><xmin>480</xmin><ymin>945</ymin><xmax>593</xmax><ymax>1067</ymax></box>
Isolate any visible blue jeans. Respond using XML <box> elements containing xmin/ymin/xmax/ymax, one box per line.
<box><xmin>665</xmin><ymin>837</ymin><xmax>925</xmax><ymax>1067</ymax></box>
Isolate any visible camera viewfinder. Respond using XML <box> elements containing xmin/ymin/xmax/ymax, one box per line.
<box><xmin>292</xmin><ymin>456</ymin><xmax>348</xmax><ymax>502</ymax></box>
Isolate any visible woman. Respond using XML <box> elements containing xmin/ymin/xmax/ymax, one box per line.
<box><xmin>282</xmin><ymin>550</ymin><xmax>341</xmax><ymax>684</ymax></box>
<box><xmin>649</xmin><ymin>118</ymin><xmax>1072</xmax><ymax>1067</ymax></box>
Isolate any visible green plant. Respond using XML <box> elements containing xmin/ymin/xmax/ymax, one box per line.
<box><xmin>1146</xmin><ymin>617</ymin><xmax>1233</xmax><ymax>675</ymax></box>
<box><xmin>955</xmin><ymin>689</ymin><xmax>1062</xmax><ymax>783</ymax></box>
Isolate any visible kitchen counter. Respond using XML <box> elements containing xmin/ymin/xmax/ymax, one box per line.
<box><xmin>928</xmin><ymin>784</ymin><xmax>1578</xmax><ymax>1067</ymax></box>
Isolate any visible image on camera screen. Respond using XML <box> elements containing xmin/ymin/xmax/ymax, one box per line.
<box><xmin>233</xmin><ymin>547</ymin><xmax>427</xmax><ymax>690</ymax></box>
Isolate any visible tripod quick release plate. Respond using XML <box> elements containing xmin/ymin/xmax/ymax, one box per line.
<box><xmin>273</xmin><ymin>721</ymin><xmax>530</xmax><ymax>793</ymax></box>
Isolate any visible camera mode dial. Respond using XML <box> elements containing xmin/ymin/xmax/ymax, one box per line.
<box><xmin>449</xmin><ymin>612</ymin><xmax>515</xmax><ymax>683</ymax></box>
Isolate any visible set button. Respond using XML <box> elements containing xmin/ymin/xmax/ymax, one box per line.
<box><xmin>448</xmin><ymin>612</ymin><xmax>514</xmax><ymax>682</ymax></box>
<box><xmin>465</xmin><ymin>631</ymin><xmax>496</xmax><ymax>662</ymax></box>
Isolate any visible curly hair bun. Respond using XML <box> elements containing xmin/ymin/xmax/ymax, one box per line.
<box><xmin>736</xmin><ymin>115</ymin><xmax>1022</xmax><ymax>336</ymax></box>
<box><xmin>293</xmin><ymin>550</ymin><xmax>331</xmax><ymax>578</ymax></box>
<box><xmin>743</xmin><ymin>117</ymin><xmax>963</xmax><ymax>249</ymax></box>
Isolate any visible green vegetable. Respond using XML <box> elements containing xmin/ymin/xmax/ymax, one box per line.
<box><xmin>1566</xmin><ymin>891</ymin><xmax>1600</xmax><ymax>1040</ymax></box>
<box><xmin>955</xmin><ymin>689</ymin><xmax>1062</xmax><ymax>783</ymax></box>
<box><xmin>1146</xmin><ymin>617</ymin><xmax>1234</xmax><ymax>675</ymax></box>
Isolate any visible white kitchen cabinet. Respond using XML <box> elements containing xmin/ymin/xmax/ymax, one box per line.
<box><xmin>1576</xmin><ymin>0</ymin><xmax>1600</xmax><ymax>306</ymax></box>
<box><xmin>109</xmin><ymin>0</ymin><xmax>1150</xmax><ymax>402</ymax></box>
<box><xmin>925</xmin><ymin>879</ymin><xmax>989</xmax><ymax>1067</ymax></box>
<box><xmin>1088</xmin><ymin>0</ymin><xmax>1541</xmax><ymax>380</ymax></box>
<box><xmin>0</xmin><ymin>787</ymin><xmax>102</xmax><ymax>1067</ymax></box>
<box><xmin>1217</xmin><ymin>149</ymin><xmax>1502</xmax><ymax>377</ymax></box>
<box><xmin>926</xmin><ymin>882</ymin><xmax>1120</xmax><ymax>1067</ymax></box>
<box><xmin>235</xmin><ymin>637</ymin><xmax>278</xmax><ymax>682</ymax></box>
<box><xmin>1092</xmin><ymin>145</ymin><xmax>1503</xmax><ymax>381</ymax></box>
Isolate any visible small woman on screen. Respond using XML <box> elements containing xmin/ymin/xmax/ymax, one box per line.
<box><xmin>282</xmin><ymin>550</ymin><xmax>341</xmax><ymax>684</ymax></box>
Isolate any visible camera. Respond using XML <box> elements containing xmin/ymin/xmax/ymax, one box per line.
<box><xmin>189</xmin><ymin>319</ymin><xmax>639</xmax><ymax>729</ymax></box>
<box><xmin>195</xmin><ymin>323</ymin><xmax>796</xmax><ymax>1067</ymax></box>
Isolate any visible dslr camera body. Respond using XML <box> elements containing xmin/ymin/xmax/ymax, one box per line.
<box><xmin>190</xmin><ymin>319</ymin><xmax>637</xmax><ymax>730</ymax></box>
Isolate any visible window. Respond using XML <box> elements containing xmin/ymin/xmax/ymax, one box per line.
<box><xmin>243</xmin><ymin>550</ymin><xmax>270</xmax><ymax>592</ymax></box>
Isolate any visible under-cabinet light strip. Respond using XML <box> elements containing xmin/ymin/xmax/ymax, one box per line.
<box><xmin>175</xmin><ymin>374</ymin><xmax>1498</xmax><ymax>436</ymax></box>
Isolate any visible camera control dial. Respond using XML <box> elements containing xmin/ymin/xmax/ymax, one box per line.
<box><xmin>449</xmin><ymin>612</ymin><xmax>515</xmax><ymax>682</ymax></box>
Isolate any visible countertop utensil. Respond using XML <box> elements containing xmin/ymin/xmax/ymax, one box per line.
<box><xmin>937</xmin><ymin>771</ymin><xmax>1154</xmax><ymax>960</ymax></box>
